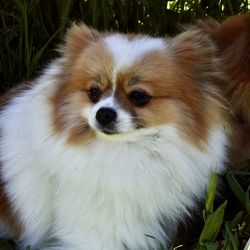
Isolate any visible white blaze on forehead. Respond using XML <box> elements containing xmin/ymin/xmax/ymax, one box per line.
<box><xmin>104</xmin><ymin>34</ymin><xmax>166</xmax><ymax>72</ymax></box>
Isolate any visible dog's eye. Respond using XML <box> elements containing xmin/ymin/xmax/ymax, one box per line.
<box><xmin>88</xmin><ymin>87</ymin><xmax>102</xmax><ymax>103</ymax></box>
<box><xmin>128</xmin><ymin>90</ymin><xmax>151</xmax><ymax>106</ymax></box>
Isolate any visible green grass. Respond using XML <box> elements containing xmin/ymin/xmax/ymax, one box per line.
<box><xmin>195</xmin><ymin>170</ymin><xmax>250</xmax><ymax>250</ymax></box>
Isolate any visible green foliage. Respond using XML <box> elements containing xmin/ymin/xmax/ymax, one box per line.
<box><xmin>199</xmin><ymin>174</ymin><xmax>227</xmax><ymax>244</ymax></box>
<box><xmin>195</xmin><ymin>170</ymin><xmax>250</xmax><ymax>250</ymax></box>
<box><xmin>205</xmin><ymin>173</ymin><xmax>217</xmax><ymax>216</ymax></box>
<box><xmin>227</xmin><ymin>171</ymin><xmax>250</xmax><ymax>213</ymax></box>
<box><xmin>0</xmin><ymin>0</ymin><xmax>249</xmax><ymax>91</ymax></box>
<box><xmin>198</xmin><ymin>199</ymin><xmax>227</xmax><ymax>248</ymax></box>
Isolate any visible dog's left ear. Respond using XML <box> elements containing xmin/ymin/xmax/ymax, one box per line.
<box><xmin>168</xmin><ymin>27</ymin><xmax>218</xmax><ymax>79</ymax></box>
<box><xmin>196</xmin><ymin>18</ymin><xmax>220</xmax><ymax>36</ymax></box>
<box><xmin>61</xmin><ymin>23</ymin><xmax>100</xmax><ymax>58</ymax></box>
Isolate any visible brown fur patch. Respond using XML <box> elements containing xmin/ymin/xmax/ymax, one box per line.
<box><xmin>213</xmin><ymin>14</ymin><xmax>250</xmax><ymax>124</ymax></box>
<box><xmin>0</xmin><ymin>177</ymin><xmax>22</xmax><ymax>237</ymax></box>
<box><xmin>199</xmin><ymin>14</ymin><xmax>250</xmax><ymax>162</ymax></box>
<box><xmin>50</xmin><ymin>81</ymin><xmax>95</xmax><ymax>145</ymax></box>
<box><xmin>60</xmin><ymin>23</ymin><xmax>100</xmax><ymax>59</ymax></box>
<box><xmin>50</xmin><ymin>38</ymin><xmax>115</xmax><ymax>145</ymax></box>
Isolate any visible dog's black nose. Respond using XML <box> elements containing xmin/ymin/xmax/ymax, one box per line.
<box><xmin>96</xmin><ymin>107</ymin><xmax>117</xmax><ymax>126</ymax></box>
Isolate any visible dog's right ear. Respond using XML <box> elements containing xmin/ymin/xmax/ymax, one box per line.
<box><xmin>196</xmin><ymin>18</ymin><xmax>220</xmax><ymax>37</ymax></box>
<box><xmin>60</xmin><ymin>23</ymin><xmax>100</xmax><ymax>59</ymax></box>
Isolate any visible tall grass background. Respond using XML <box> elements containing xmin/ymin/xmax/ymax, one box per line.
<box><xmin>0</xmin><ymin>0</ymin><xmax>249</xmax><ymax>249</ymax></box>
<box><xmin>0</xmin><ymin>0</ymin><xmax>249</xmax><ymax>91</ymax></box>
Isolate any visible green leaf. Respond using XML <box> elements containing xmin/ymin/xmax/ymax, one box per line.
<box><xmin>199</xmin><ymin>201</ymin><xmax>227</xmax><ymax>245</ymax></box>
<box><xmin>27</xmin><ymin>27</ymin><xmax>62</xmax><ymax>76</ymax></box>
<box><xmin>226</xmin><ymin>172</ymin><xmax>246</xmax><ymax>209</ymax></box>
<box><xmin>56</xmin><ymin>0</ymin><xmax>74</xmax><ymax>36</ymax></box>
<box><xmin>227</xmin><ymin>170</ymin><xmax>250</xmax><ymax>176</ymax></box>
<box><xmin>226</xmin><ymin>0</ymin><xmax>234</xmax><ymax>14</ymax></box>
<box><xmin>230</xmin><ymin>211</ymin><xmax>243</xmax><ymax>229</ymax></box>
<box><xmin>205</xmin><ymin>173</ymin><xmax>217</xmax><ymax>215</ymax></box>
<box><xmin>245</xmin><ymin>186</ymin><xmax>250</xmax><ymax>213</ymax></box>
<box><xmin>225</xmin><ymin>222</ymin><xmax>238</xmax><ymax>250</ymax></box>
<box><xmin>203</xmin><ymin>241</ymin><xmax>220</xmax><ymax>250</ymax></box>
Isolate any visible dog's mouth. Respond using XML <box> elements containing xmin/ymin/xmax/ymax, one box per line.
<box><xmin>98</xmin><ymin>126</ymin><xmax>119</xmax><ymax>135</ymax></box>
<box><xmin>95</xmin><ymin>120</ymin><xmax>145</xmax><ymax>136</ymax></box>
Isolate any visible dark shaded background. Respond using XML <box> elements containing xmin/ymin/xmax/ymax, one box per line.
<box><xmin>0</xmin><ymin>0</ymin><xmax>249</xmax><ymax>93</ymax></box>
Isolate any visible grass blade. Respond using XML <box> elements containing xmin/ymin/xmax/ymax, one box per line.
<box><xmin>199</xmin><ymin>201</ymin><xmax>227</xmax><ymax>245</ymax></box>
<box><xmin>226</xmin><ymin>172</ymin><xmax>246</xmax><ymax>209</ymax></box>
<box><xmin>28</xmin><ymin>27</ymin><xmax>62</xmax><ymax>76</ymax></box>
<box><xmin>245</xmin><ymin>186</ymin><xmax>250</xmax><ymax>213</ymax></box>
<box><xmin>225</xmin><ymin>222</ymin><xmax>238</xmax><ymax>250</ymax></box>
<box><xmin>205</xmin><ymin>173</ymin><xmax>217</xmax><ymax>215</ymax></box>
<box><xmin>230</xmin><ymin>211</ymin><xmax>244</xmax><ymax>229</ymax></box>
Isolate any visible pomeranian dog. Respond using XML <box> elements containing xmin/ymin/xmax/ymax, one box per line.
<box><xmin>0</xmin><ymin>14</ymin><xmax>248</xmax><ymax>249</ymax></box>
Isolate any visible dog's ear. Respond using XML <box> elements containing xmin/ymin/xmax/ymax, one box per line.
<box><xmin>197</xmin><ymin>18</ymin><xmax>220</xmax><ymax>36</ymax></box>
<box><xmin>60</xmin><ymin>23</ymin><xmax>100</xmax><ymax>58</ymax></box>
<box><xmin>168</xmin><ymin>27</ymin><xmax>218</xmax><ymax>78</ymax></box>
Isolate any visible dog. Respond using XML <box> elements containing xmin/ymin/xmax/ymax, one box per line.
<box><xmin>198</xmin><ymin>14</ymin><xmax>250</xmax><ymax>162</ymax></box>
<box><xmin>0</xmin><ymin>15</ymin><xmax>248</xmax><ymax>249</ymax></box>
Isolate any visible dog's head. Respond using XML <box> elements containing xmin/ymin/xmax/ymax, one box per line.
<box><xmin>50</xmin><ymin>24</ymin><xmax>227</xmax><ymax>146</ymax></box>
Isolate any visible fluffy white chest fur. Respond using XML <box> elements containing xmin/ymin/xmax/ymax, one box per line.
<box><xmin>0</xmin><ymin>80</ymin><xmax>227</xmax><ymax>250</ymax></box>
<box><xmin>0</xmin><ymin>25</ymin><xmax>229</xmax><ymax>250</ymax></box>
